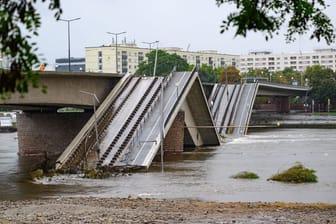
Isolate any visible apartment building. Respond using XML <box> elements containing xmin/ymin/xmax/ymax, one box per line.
<box><xmin>85</xmin><ymin>41</ymin><xmax>239</xmax><ymax>74</ymax></box>
<box><xmin>240</xmin><ymin>48</ymin><xmax>336</xmax><ymax>73</ymax></box>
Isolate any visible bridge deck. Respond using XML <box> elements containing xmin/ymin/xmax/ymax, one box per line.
<box><xmin>210</xmin><ymin>83</ymin><xmax>258</xmax><ymax>137</ymax></box>
<box><xmin>56</xmin><ymin>70</ymin><xmax>219</xmax><ymax>171</ymax></box>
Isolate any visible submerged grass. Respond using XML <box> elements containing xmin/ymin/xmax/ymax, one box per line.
<box><xmin>268</xmin><ymin>163</ymin><xmax>317</xmax><ymax>183</ymax></box>
<box><xmin>231</xmin><ymin>171</ymin><xmax>259</xmax><ymax>179</ymax></box>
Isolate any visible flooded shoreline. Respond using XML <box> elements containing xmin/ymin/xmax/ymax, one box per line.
<box><xmin>1</xmin><ymin>128</ymin><xmax>336</xmax><ymax>203</ymax></box>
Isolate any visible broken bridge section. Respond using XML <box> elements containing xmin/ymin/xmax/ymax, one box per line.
<box><xmin>56</xmin><ymin>69</ymin><xmax>219</xmax><ymax>171</ymax></box>
<box><xmin>209</xmin><ymin>83</ymin><xmax>258</xmax><ymax>137</ymax></box>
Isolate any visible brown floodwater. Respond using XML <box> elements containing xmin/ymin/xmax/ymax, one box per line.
<box><xmin>0</xmin><ymin>128</ymin><xmax>336</xmax><ymax>203</ymax></box>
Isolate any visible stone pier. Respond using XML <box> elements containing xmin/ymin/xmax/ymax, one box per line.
<box><xmin>17</xmin><ymin>111</ymin><xmax>91</xmax><ymax>161</ymax></box>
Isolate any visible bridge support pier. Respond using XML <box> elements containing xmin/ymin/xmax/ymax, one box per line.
<box><xmin>163</xmin><ymin>111</ymin><xmax>185</xmax><ymax>155</ymax></box>
<box><xmin>17</xmin><ymin>111</ymin><xmax>91</xmax><ymax>162</ymax></box>
<box><xmin>274</xmin><ymin>96</ymin><xmax>290</xmax><ymax>113</ymax></box>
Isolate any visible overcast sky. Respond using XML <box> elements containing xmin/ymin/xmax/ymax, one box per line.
<box><xmin>35</xmin><ymin>0</ymin><xmax>336</xmax><ymax>68</ymax></box>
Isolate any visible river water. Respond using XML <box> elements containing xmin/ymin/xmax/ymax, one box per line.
<box><xmin>1</xmin><ymin>128</ymin><xmax>336</xmax><ymax>203</ymax></box>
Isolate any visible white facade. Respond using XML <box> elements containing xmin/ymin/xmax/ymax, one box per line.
<box><xmin>239</xmin><ymin>49</ymin><xmax>336</xmax><ymax>73</ymax></box>
<box><xmin>85</xmin><ymin>42</ymin><xmax>239</xmax><ymax>74</ymax></box>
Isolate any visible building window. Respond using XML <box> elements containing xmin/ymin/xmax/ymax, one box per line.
<box><xmin>98</xmin><ymin>51</ymin><xmax>102</xmax><ymax>57</ymax></box>
<box><xmin>98</xmin><ymin>64</ymin><xmax>102</xmax><ymax>70</ymax></box>
<box><xmin>220</xmin><ymin>58</ymin><xmax>225</xmax><ymax>67</ymax></box>
<box><xmin>208</xmin><ymin>57</ymin><xmax>213</xmax><ymax>66</ymax></box>
<box><xmin>196</xmin><ymin>56</ymin><xmax>200</xmax><ymax>66</ymax></box>
<box><xmin>138</xmin><ymin>52</ymin><xmax>144</xmax><ymax>62</ymax></box>
<box><xmin>98</xmin><ymin>58</ymin><xmax>102</xmax><ymax>64</ymax></box>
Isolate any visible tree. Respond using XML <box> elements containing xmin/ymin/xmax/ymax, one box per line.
<box><xmin>272</xmin><ymin>67</ymin><xmax>301</xmax><ymax>84</ymax></box>
<box><xmin>304</xmin><ymin>65</ymin><xmax>336</xmax><ymax>104</ymax></box>
<box><xmin>135</xmin><ymin>50</ymin><xmax>189</xmax><ymax>76</ymax></box>
<box><xmin>0</xmin><ymin>0</ymin><xmax>62</xmax><ymax>98</ymax></box>
<box><xmin>198</xmin><ymin>64</ymin><xmax>222</xmax><ymax>83</ymax></box>
<box><xmin>241</xmin><ymin>68</ymin><xmax>270</xmax><ymax>81</ymax></box>
<box><xmin>218</xmin><ymin>66</ymin><xmax>241</xmax><ymax>84</ymax></box>
<box><xmin>216</xmin><ymin>0</ymin><xmax>335</xmax><ymax>44</ymax></box>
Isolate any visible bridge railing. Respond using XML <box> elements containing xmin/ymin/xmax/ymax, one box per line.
<box><xmin>257</xmin><ymin>80</ymin><xmax>312</xmax><ymax>91</ymax></box>
<box><xmin>55</xmin><ymin>73</ymin><xmax>132</xmax><ymax>170</ymax></box>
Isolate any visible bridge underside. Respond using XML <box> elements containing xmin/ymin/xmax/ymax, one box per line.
<box><xmin>1</xmin><ymin>72</ymin><xmax>121</xmax><ymax>111</ymax></box>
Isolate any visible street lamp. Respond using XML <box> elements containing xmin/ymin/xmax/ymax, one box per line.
<box><xmin>59</xmin><ymin>17</ymin><xmax>81</xmax><ymax>72</ymax></box>
<box><xmin>152</xmin><ymin>41</ymin><xmax>159</xmax><ymax>77</ymax></box>
<box><xmin>224</xmin><ymin>63</ymin><xmax>228</xmax><ymax>97</ymax></box>
<box><xmin>143</xmin><ymin>41</ymin><xmax>158</xmax><ymax>76</ymax></box>
<box><xmin>107</xmin><ymin>31</ymin><xmax>126</xmax><ymax>74</ymax></box>
<box><xmin>80</xmin><ymin>90</ymin><xmax>100</xmax><ymax>157</ymax></box>
<box><xmin>142</xmin><ymin>41</ymin><xmax>157</xmax><ymax>51</ymax></box>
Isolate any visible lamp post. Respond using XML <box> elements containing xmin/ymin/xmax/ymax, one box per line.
<box><xmin>224</xmin><ymin>63</ymin><xmax>229</xmax><ymax>97</ymax></box>
<box><xmin>80</xmin><ymin>90</ymin><xmax>100</xmax><ymax>156</ymax></box>
<box><xmin>107</xmin><ymin>31</ymin><xmax>126</xmax><ymax>74</ymax></box>
<box><xmin>143</xmin><ymin>41</ymin><xmax>157</xmax><ymax>76</ymax></box>
<box><xmin>153</xmin><ymin>41</ymin><xmax>159</xmax><ymax>77</ymax></box>
<box><xmin>142</xmin><ymin>41</ymin><xmax>157</xmax><ymax>51</ymax></box>
<box><xmin>59</xmin><ymin>17</ymin><xmax>81</xmax><ymax>72</ymax></box>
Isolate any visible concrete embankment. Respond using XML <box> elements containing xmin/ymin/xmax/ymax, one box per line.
<box><xmin>250</xmin><ymin>112</ymin><xmax>336</xmax><ymax>128</ymax></box>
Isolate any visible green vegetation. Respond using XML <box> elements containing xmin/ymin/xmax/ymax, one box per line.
<box><xmin>135</xmin><ymin>50</ymin><xmax>190</xmax><ymax>76</ymax></box>
<box><xmin>198</xmin><ymin>64</ymin><xmax>222</xmax><ymax>83</ymax></box>
<box><xmin>1</xmin><ymin>0</ymin><xmax>334</xmax><ymax>97</ymax></box>
<box><xmin>84</xmin><ymin>168</ymin><xmax>111</xmax><ymax>179</ymax></box>
<box><xmin>305</xmin><ymin>65</ymin><xmax>336</xmax><ymax>105</ymax></box>
<box><xmin>29</xmin><ymin>168</ymin><xmax>56</xmax><ymax>180</ymax></box>
<box><xmin>218</xmin><ymin>66</ymin><xmax>241</xmax><ymax>84</ymax></box>
<box><xmin>268</xmin><ymin>163</ymin><xmax>317</xmax><ymax>183</ymax></box>
<box><xmin>216</xmin><ymin>0</ymin><xmax>335</xmax><ymax>44</ymax></box>
<box><xmin>30</xmin><ymin>169</ymin><xmax>44</xmax><ymax>179</ymax></box>
<box><xmin>243</xmin><ymin>66</ymin><xmax>336</xmax><ymax>111</ymax></box>
<box><xmin>231</xmin><ymin>171</ymin><xmax>259</xmax><ymax>179</ymax></box>
<box><xmin>1</xmin><ymin>0</ymin><xmax>62</xmax><ymax>98</ymax></box>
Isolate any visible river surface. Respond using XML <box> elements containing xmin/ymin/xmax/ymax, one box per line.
<box><xmin>0</xmin><ymin>128</ymin><xmax>336</xmax><ymax>203</ymax></box>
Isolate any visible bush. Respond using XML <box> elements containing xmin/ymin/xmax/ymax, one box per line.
<box><xmin>30</xmin><ymin>169</ymin><xmax>44</xmax><ymax>179</ymax></box>
<box><xmin>231</xmin><ymin>171</ymin><xmax>259</xmax><ymax>179</ymax></box>
<box><xmin>268</xmin><ymin>163</ymin><xmax>317</xmax><ymax>183</ymax></box>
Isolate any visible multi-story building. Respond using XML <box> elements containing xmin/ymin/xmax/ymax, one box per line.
<box><xmin>55</xmin><ymin>57</ymin><xmax>85</xmax><ymax>72</ymax></box>
<box><xmin>239</xmin><ymin>48</ymin><xmax>336</xmax><ymax>73</ymax></box>
<box><xmin>85</xmin><ymin>41</ymin><xmax>239</xmax><ymax>74</ymax></box>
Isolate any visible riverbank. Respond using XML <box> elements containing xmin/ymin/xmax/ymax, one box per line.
<box><xmin>0</xmin><ymin>197</ymin><xmax>335</xmax><ymax>224</ymax></box>
<box><xmin>250</xmin><ymin>112</ymin><xmax>336</xmax><ymax>128</ymax></box>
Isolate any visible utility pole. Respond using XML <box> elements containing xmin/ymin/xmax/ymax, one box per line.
<box><xmin>143</xmin><ymin>41</ymin><xmax>157</xmax><ymax>76</ymax></box>
<box><xmin>107</xmin><ymin>31</ymin><xmax>126</xmax><ymax>73</ymax></box>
